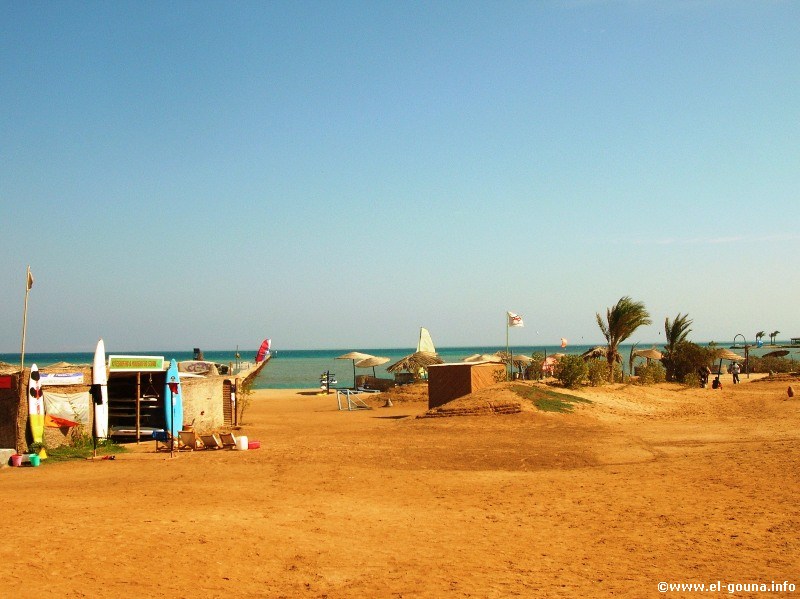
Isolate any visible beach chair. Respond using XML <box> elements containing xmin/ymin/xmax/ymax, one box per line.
<box><xmin>218</xmin><ymin>432</ymin><xmax>238</xmax><ymax>449</ymax></box>
<box><xmin>178</xmin><ymin>430</ymin><xmax>202</xmax><ymax>450</ymax></box>
<box><xmin>153</xmin><ymin>430</ymin><xmax>173</xmax><ymax>452</ymax></box>
<box><xmin>200</xmin><ymin>433</ymin><xmax>223</xmax><ymax>450</ymax></box>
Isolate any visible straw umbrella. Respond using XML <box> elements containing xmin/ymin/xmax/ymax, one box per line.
<box><xmin>581</xmin><ymin>346</ymin><xmax>609</xmax><ymax>360</ymax></box>
<box><xmin>511</xmin><ymin>354</ymin><xmax>531</xmax><ymax>378</ymax></box>
<box><xmin>712</xmin><ymin>348</ymin><xmax>744</xmax><ymax>376</ymax></box>
<box><xmin>355</xmin><ymin>356</ymin><xmax>390</xmax><ymax>377</ymax></box>
<box><xmin>632</xmin><ymin>348</ymin><xmax>663</xmax><ymax>362</ymax></box>
<box><xmin>462</xmin><ymin>353</ymin><xmax>504</xmax><ymax>363</ymax></box>
<box><xmin>336</xmin><ymin>351</ymin><xmax>375</xmax><ymax>389</ymax></box>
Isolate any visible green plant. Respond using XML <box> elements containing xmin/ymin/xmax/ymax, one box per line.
<box><xmin>510</xmin><ymin>384</ymin><xmax>591</xmax><ymax>413</ymax></box>
<box><xmin>555</xmin><ymin>354</ymin><xmax>588</xmax><ymax>389</ymax></box>
<box><xmin>636</xmin><ymin>361</ymin><xmax>666</xmax><ymax>385</ymax></box>
<box><xmin>664</xmin><ymin>342</ymin><xmax>714</xmax><ymax>383</ymax></box>
<box><xmin>28</xmin><ymin>441</ymin><xmax>45</xmax><ymax>455</ymax></box>
<box><xmin>748</xmin><ymin>356</ymin><xmax>795</xmax><ymax>373</ymax></box>
<box><xmin>683</xmin><ymin>373</ymin><xmax>700</xmax><ymax>388</ymax></box>
<box><xmin>68</xmin><ymin>425</ymin><xmax>94</xmax><ymax>448</ymax></box>
<box><xmin>586</xmin><ymin>359</ymin><xmax>609</xmax><ymax>386</ymax></box>
<box><xmin>525</xmin><ymin>352</ymin><xmax>545</xmax><ymax>381</ymax></box>
<box><xmin>663</xmin><ymin>313</ymin><xmax>693</xmax><ymax>380</ymax></box>
<box><xmin>43</xmin><ymin>431</ymin><xmax>125</xmax><ymax>462</ymax></box>
<box><xmin>237</xmin><ymin>376</ymin><xmax>255</xmax><ymax>424</ymax></box>
<box><xmin>596</xmin><ymin>296</ymin><xmax>651</xmax><ymax>382</ymax></box>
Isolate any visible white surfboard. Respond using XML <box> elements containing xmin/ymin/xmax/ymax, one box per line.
<box><xmin>92</xmin><ymin>339</ymin><xmax>109</xmax><ymax>439</ymax></box>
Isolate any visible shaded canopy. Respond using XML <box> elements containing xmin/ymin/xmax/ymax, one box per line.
<box><xmin>336</xmin><ymin>351</ymin><xmax>375</xmax><ymax>361</ymax></box>
<box><xmin>581</xmin><ymin>346</ymin><xmax>616</xmax><ymax>361</ymax></box>
<box><xmin>463</xmin><ymin>353</ymin><xmax>504</xmax><ymax>364</ymax></box>
<box><xmin>632</xmin><ymin>348</ymin><xmax>663</xmax><ymax>361</ymax></box>
<box><xmin>336</xmin><ymin>352</ymin><xmax>376</xmax><ymax>388</ymax></box>
<box><xmin>763</xmin><ymin>349</ymin><xmax>790</xmax><ymax>358</ymax></box>
<box><xmin>355</xmin><ymin>356</ymin><xmax>390</xmax><ymax>369</ymax></box>
<box><xmin>713</xmin><ymin>349</ymin><xmax>744</xmax><ymax>361</ymax></box>
<box><xmin>386</xmin><ymin>351</ymin><xmax>443</xmax><ymax>374</ymax></box>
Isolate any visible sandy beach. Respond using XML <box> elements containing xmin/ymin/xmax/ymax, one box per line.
<box><xmin>1</xmin><ymin>374</ymin><xmax>798</xmax><ymax>598</ymax></box>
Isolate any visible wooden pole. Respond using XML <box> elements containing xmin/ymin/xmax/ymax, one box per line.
<box><xmin>20</xmin><ymin>266</ymin><xmax>32</xmax><ymax>376</ymax></box>
<box><xmin>136</xmin><ymin>372</ymin><xmax>141</xmax><ymax>445</ymax></box>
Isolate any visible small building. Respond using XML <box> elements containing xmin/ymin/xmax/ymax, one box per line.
<box><xmin>0</xmin><ymin>358</ymin><xmax>266</xmax><ymax>454</ymax></box>
<box><xmin>427</xmin><ymin>362</ymin><xmax>506</xmax><ymax>410</ymax></box>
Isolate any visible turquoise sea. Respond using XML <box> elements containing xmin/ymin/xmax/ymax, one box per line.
<box><xmin>3</xmin><ymin>343</ymin><xmax>799</xmax><ymax>389</ymax></box>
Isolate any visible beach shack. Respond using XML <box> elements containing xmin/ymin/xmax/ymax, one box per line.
<box><xmin>1</xmin><ymin>358</ymin><xmax>266</xmax><ymax>454</ymax></box>
<box><xmin>427</xmin><ymin>362</ymin><xmax>506</xmax><ymax>410</ymax></box>
<box><xmin>105</xmin><ymin>355</ymin><xmax>246</xmax><ymax>438</ymax></box>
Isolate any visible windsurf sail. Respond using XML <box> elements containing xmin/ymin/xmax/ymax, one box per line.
<box><xmin>45</xmin><ymin>414</ymin><xmax>79</xmax><ymax>428</ymax></box>
<box><xmin>255</xmin><ymin>338</ymin><xmax>271</xmax><ymax>362</ymax></box>
<box><xmin>417</xmin><ymin>328</ymin><xmax>435</xmax><ymax>354</ymax></box>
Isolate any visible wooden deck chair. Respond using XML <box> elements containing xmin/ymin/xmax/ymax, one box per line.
<box><xmin>178</xmin><ymin>430</ymin><xmax>202</xmax><ymax>450</ymax></box>
<box><xmin>200</xmin><ymin>433</ymin><xmax>223</xmax><ymax>450</ymax></box>
<box><xmin>218</xmin><ymin>432</ymin><xmax>238</xmax><ymax>449</ymax></box>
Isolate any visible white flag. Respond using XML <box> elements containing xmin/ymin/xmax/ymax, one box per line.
<box><xmin>507</xmin><ymin>311</ymin><xmax>524</xmax><ymax>327</ymax></box>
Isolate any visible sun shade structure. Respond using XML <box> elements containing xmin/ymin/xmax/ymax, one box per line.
<box><xmin>763</xmin><ymin>349</ymin><xmax>790</xmax><ymax>358</ymax></box>
<box><xmin>355</xmin><ymin>356</ymin><xmax>390</xmax><ymax>377</ymax></box>
<box><xmin>386</xmin><ymin>351</ymin><xmax>443</xmax><ymax>376</ymax></box>
<box><xmin>581</xmin><ymin>346</ymin><xmax>613</xmax><ymax>360</ymax></box>
<box><xmin>712</xmin><ymin>348</ymin><xmax>744</xmax><ymax>376</ymax></box>
<box><xmin>714</xmin><ymin>349</ymin><xmax>744</xmax><ymax>361</ymax></box>
<box><xmin>632</xmin><ymin>348</ymin><xmax>663</xmax><ymax>361</ymax></box>
<box><xmin>462</xmin><ymin>353</ymin><xmax>504</xmax><ymax>363</ymax></box>
<box><xmin>336</xmin><ymin>352</ymin><xmax>376</xmax><ymax>389</ymax></box>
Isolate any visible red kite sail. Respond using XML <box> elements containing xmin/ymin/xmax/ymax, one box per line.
<box><xmin>255</xmin><ymin>339</ymin><xmax>271</xmax><ymax>362</ymax></box>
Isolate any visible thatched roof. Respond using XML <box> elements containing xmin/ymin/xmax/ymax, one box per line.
<box><xmin>581</xmin><ymin>346</ymin><xmax>622</xmax><ymax>362</ymax></box>
<box><xmin>386</xmin><ymin>351</ymin><xmax>443</xmax><ymax>373</ymax></box>
<box><xmin>632</xmin><ymin>348</ymin><xmax>663</xmax><ymax>360</ymax></box>
<box><xmin>463</xmin><ymin>353</ymin><xmax>504</xmax><ymax>364</ymax></box>
<box><xmin>581</xmin><ymin>346</ymin><xmax>608</xmax><ymax>360</ymax></box>
<box><xmin>713</xmin><ymin>349</ymin><xmax>744</xmax><ymax>361</ymax></box>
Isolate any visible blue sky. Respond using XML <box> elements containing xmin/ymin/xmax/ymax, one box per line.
<box><xmin>2</xmin><ymin>1</ymin><xmax>798</xmax><ymax>352</ymax></box>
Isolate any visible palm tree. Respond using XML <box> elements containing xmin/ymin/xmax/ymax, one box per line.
<box><xmin>664</xmin><ymin>313</ymin><xmax>693</xmax><ymax>354</ymax></box>
<box><xmin>755</xmin><ymin>331</ymin><xmax>765</xmax><ymax>344</ymax></box>
<box><xmin>663</xmin><ymin>313</ymin><xmax>693</xmax><ymax>381</ymax></box>
<box><xmin>770</xmin><ymin>330</ymin><xmax>780</xmax><ymax>345</ymax></box>
<box><xmin>596</xmin><ymin>296</ymin><xmax>652</xmax><ymax>382</ymax></box>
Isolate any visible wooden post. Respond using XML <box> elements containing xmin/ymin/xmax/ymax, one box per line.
<box><xmin>136</xmin><ymin>372</ymin><xmax>141</xmax><ymax>444</ymax></box>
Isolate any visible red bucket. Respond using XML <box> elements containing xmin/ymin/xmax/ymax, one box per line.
<box><xmin>10</xmin><ymin>454</ymin><xmax>22</xmax><ymax>467</ymax></box>
<box><xmin>247</xmin><ymin>441</ymin><xmax>260</xmax><ymax>450</ymax></box>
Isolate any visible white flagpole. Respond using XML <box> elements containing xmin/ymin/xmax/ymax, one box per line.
<box><xmin>20</xmin><ymin>266</ymin><xmax>33</xmax><ymax>375</ymax></box>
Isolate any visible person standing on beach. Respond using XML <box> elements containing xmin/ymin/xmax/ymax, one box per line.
<box><xmin>732</xmin><ymin>362</ymin><xmax>741</xmax><ymax>384</ymax></box>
